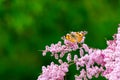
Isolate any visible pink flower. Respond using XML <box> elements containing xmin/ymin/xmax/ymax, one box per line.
<box><xmin>66</xmin><ymin>53</ymin><xmax>71</xmax><ymax>63</ymax></box>
<box><xmin>42</xmin><ymin>39</ymin><xmax>80</xmax><ymax>59</ymax></box>
<box><xmin>37</xmin><ymin>62</ymin><xmax>69</xmax><ymax>80</ymax></box>
<box><xmin>75</xmin><ymin>49</ymin><xmax>105</xmax><ymax>80</ymax></box>
<box><xmin>102</xmin><ymin>26</ymin><xmax>120</xmax><ymax>80</ymax></box>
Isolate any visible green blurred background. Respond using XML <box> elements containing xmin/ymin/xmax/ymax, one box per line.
<box><xmin>0</xmin><ymin>0</ymin><xmax>120</xmax><ymax>80</ymax></box>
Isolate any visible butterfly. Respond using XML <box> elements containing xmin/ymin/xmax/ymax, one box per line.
<box><xmin>63</xmin><ymin>31</ymin><xmax>87</xmax><ymax>43</ymax></box>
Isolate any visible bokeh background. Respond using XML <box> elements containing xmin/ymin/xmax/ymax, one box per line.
<box><xmin>0</xmin><ymin>0</ymin><xmax>120</xmax><ymax>80</ymax></box>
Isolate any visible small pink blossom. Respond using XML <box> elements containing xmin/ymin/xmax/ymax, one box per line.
<box><xmin>82</xmin><ymin>44</ymin><xmax>89</xmax><ymax>52</ymax></box>
<box><xmin>67</xmin><ymin>53</ymin><xmax>71</xmax><ymax>63</ymax></box>
<box><xmin>79</xmin><ymin>48</ymin><xmax>84</xmax><ymax>57</ymax></box>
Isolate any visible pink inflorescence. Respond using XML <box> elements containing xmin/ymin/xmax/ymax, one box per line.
<box><xmin>102</xmin><ymin>25</ymin><xmax>120</xmax><ymax>80</ymax></box>
<box><xmin>42</xmin><ymin>40</ymin><xmax>79</xmax><ymax>59</ymax></box>
<box><xmin>37</xmin><ymin>62</ymin><xmax>69</xmax><ymax>80</ymax></box>
<box><xmin>74</xmin><ymin>45</ymin><xmax>105</xmax><ymax>80</ymax></box>
<box><xmin>38</xmin><ymin>25</ymin><xmax>120</xmax><ymax>80</ymax></box>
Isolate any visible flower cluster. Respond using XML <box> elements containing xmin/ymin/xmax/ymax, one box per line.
<box><xmin>102</xmin><ymin>26</ymin><xmax>120</xmax><ymax>80</ymax></box>
<box><xmin>42</xmin><ymin>40</ymin><xmax>79</xmax><ymax>59</ymax></box>
<box><xmin>37</xmin><ymin>62</ymin><xmax>69</xmax><ymax>80</ymax></box>
<box><xmin>37</xmin><ymin>24</ymin><xmax>120</xmax><ymax>80</ymax></box>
